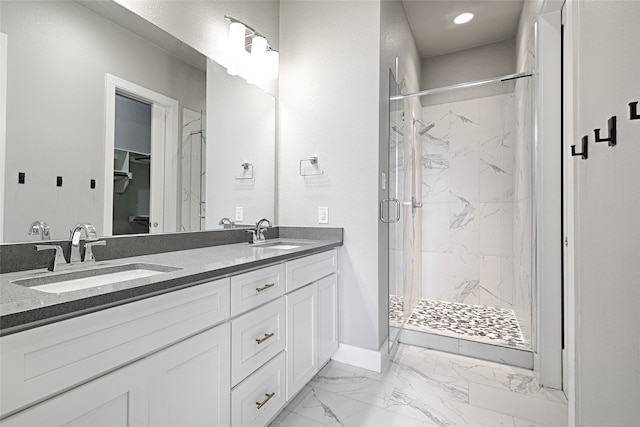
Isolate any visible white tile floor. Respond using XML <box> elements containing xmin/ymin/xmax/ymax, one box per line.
<box><xmin>270</xmin><ymin>344</ymin><xmax>567</xmax><ymax>427</ymax></box>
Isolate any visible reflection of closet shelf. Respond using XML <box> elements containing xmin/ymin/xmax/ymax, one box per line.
<box><xmin>114</xmin><ymin>171</ymin><xmax>133</xmax><ymax>178</ymax></box>
<box><xmin>128</xmin><ymin>215</ymin><xmax>150</xmax><ymax>226</ymax></box>
<box><xmin>113</xmin><ymin>170</ymin><xmax>133</xmax><ymax>193</ymax></box>
<box><xmin>113</xmin><ymin>149</ymin><xmax>150</xmax><ymax>193</ymax></box>
<box><xmin>131</xmin><ymin>154</ymin><xmax>150</xmax><ymax>164</ymax></box>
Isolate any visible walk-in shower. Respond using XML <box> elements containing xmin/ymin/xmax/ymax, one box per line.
<box><xmin>388</xmin><ymin>70</ymin><xmax>535</xmax><ymax>363</ymax></box>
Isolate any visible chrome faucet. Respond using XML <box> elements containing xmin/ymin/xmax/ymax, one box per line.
<box><xmin>218</xmin><ymin>217</ymin><xmax>235</xmax><ymax>229</ymax></box>
<box><xmin>28</xmin><ymin>220</ymin><xmax>51</xmax><ymax>240</ymax></box>
<box><xmin>69</xmin><ymin>223</ymin><xmax>98</xmax><ymax>263</ymax></box>
<box><xmin>255</xmin><ymin>218</ymin><xmax>272</xmax><ymax>242</ymax></box>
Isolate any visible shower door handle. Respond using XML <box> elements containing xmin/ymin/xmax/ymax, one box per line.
<box><xmin>380</xmin><ymin>198</ymin><xmax>400</xmax><ymax>223</ymax></box>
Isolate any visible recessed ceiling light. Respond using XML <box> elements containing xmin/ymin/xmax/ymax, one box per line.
<box><xmin>454</xmin><ymin>12</ymin><xmax>474</xmax><ymax>25</ymax></box>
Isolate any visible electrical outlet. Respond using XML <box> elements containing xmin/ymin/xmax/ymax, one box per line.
<box><xmin>318</xmin><ymin>207</ymin><xmax>329</xmax><ymax>224</ymax></box>
<box><xmin>235</xmin><ymin>207</ymin><xmax>243</xmax><ymax>222</ymax></box>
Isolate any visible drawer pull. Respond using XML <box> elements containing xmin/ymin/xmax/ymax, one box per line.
<box><xmin>256</xmin><ymin>333</ymin><xmax>275</xmax><ymax>344</ymax></box>
<box><xmin>256</xmin><ymin>392</ymin><xmax>276</xmax><ymax>409</ymax></box>
<box><xmin>256</xmin><ymin>283</ymin><xmax>276</xmax><ymax>293</ymax></box>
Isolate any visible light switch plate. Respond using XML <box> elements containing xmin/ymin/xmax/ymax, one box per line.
<box><xmin>318</xmin><ymin>207</ymin><xmax>329</xmax><ymax>224</ymax></box>
<box><xmin>235</xmin><ymin>207</ymin><xmax>243</xmax><ymax>222</ymax></box>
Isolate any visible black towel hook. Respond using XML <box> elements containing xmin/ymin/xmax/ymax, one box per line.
<box><xmin>594</xmin><ymin>116</ymin><xmax>617</xmax><ymax>147</ymax></box>
<box><xmin>630</xmin><ymin>102</ymin><xmax>639</xmax><ymax>120</ymax></box>
<box><xmin>571</xmin><ymin>135</ymin><xmax>589</xmax><ymax>160</ymax></box>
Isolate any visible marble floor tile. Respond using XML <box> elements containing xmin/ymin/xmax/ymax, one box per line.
<box><xmin>469</xmin><ymin>382</ymin><xmax>567</xmax><ymax>426</ymax></box>
<box><xmin>271</xmin><ymin>344</ymin><xmax>567</xmax><ymax>427</ymax></box>
<box><xmin>283</xmin><ymin>385</ymin><xmax>426</xmax><ymax>426</ymax></box>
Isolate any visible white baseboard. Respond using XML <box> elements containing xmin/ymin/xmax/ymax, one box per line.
<box><xmin>331</xmin><ymin>342</ymin><xmax>385</xmax><ymax>373</ymax></box>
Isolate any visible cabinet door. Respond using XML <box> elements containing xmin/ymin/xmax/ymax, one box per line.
<box><xmin>148</xmin><ymin>323</ymin><xmax>231</xmax><ymax>427</ymax></box>
<box><xmin>285</xmin><ymin>283</ymin><xmax>317</xmax><ymax>401</ymax></box>
<box><xmin>1</xmin><ymin>360</ymin><xmax>147</xmax><ymax>427</ymax></box>
<box><xmin>317</xmin><ymin>274</ymin><xmax>338</xmax><ymax>366</ymax></box>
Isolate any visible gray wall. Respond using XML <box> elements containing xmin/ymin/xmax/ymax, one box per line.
<box><xmin>570</xmin><ymin>0</ymin><xmax>640</xmax><ymax>424</ymax></box>
<box><xmin>114</xmin><ymin>0</ymin><xmax>280</xmax><ymax>97</ymax></box>
<box><xmin>420</xmin><ymin>39</ymin><xmax>516</xmax><ymax>106</ymax></box>
<box><xmin>278</xmin><ymin>0</ymin><xmax>382</xmax><ymax>355</ymax></box>
<box><xmin>1</xmin><ymin>1</ymin><xmax>205</xmax><ymax>241</ymax></box>
<box><xmin>206</xmin><ymin>59</ymin><xmax>276</xmax><ymax>228</ymax></box>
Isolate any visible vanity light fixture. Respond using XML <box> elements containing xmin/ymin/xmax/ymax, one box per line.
<box><xmin>224</xmin><ymin>15</ymin><xmax>279</xmax><ymax>83</ymax></box>
<box><xmin>453</xmin><ymin>12</ymin><xmax>474</xmax><ymax>25</ymax></box>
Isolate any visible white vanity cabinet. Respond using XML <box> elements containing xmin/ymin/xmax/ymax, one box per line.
<box><xmin>285</xmin><ymin>249</ymin><xmax>338</xmax><ymax>400</ymax></box>
<box><xmin>0</xmin><ymin>246</ymin><xmax>340</xmax><ymax>427</ymax></box>
<box><xmin>0</xmin><ymin>277</ymin><xmax>231</xmax><ymax>425</ymax></box>
<box><xmin>1</xmin><ymin>323</ymin><xmax>231</xmax><ymax>427</ymax></box>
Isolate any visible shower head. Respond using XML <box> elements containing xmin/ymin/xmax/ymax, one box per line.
<box><xmin>414</xmin><ymin>119</ymin><xmax>435</xmax><ymax>136</ymax></box>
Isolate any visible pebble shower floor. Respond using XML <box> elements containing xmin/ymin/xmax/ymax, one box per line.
<box><xmin>390</xmin><ymin>296</ymin><xmax>530</xmax><ymax>350</ymax></box>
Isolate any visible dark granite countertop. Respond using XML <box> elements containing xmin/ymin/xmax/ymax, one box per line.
<box><xmin>0</xmin><ymin>237</ymin><xmax>341</xmax><ymax>336</ymax></box>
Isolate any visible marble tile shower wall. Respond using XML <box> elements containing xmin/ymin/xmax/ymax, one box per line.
<box><xmin>420</xmin><ymin>94</ymin><xmax>525</xmax><ymax>321</ymax></box>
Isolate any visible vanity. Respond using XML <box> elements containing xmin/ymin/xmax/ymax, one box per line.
<box><xmin>0</xmin><ymin>228</ymin><xmax>342</xmax><ymax>426</ymax></box>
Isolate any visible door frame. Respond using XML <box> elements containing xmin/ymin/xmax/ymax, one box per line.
<box><xmin>561</xmin><ymin>0</ymin><xmax>577</xmax><ymax>420</ymax></box>
<box><xmin>0</xmin><ymin>32</ymin><xmax>7</xmax><ymax>242</ymax></box>
<box><xmin>103</xmin><ymin>74</ymin><xmax>179</xmax><ymax>236</ymax></box>
<box><xmin>535</xmin><ymin>3</ymin><xmax>563</xmax><ymax>389</ymax></box>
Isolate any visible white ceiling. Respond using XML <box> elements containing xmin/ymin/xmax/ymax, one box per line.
<box><xmin>402</xmin><ymin>0</ymin><xmax>524</xmax><ymax>58</ymax></box>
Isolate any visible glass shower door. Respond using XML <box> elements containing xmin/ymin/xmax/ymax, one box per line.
<box><xmin>387</xmin><ymin>69</ymin><xmax>404</xmax><ymax>352</ymax></box>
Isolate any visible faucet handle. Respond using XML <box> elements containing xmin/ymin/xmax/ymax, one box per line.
<box><xmin>84</xmin><ymin>240</ymin><xmax>106</xmax><ymax>262</ymax></box>
<box><xmin>36</xmin><ymin>245</ymin><xmax>67</xmax><ymax>271</ymax></box>
<box><xmin>245</xmin><ymin>229</ymin><xmax>257</xmax><ymax>244</ymax></box>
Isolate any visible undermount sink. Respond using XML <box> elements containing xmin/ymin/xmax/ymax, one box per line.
<box><xmin>262</xmin><ymin>244</ymin><xmax>301</xmax><ymax>250</ymax></box>
<box><xmin>250</xmin><ymin>240</ymin><xmax>309</xmax><ymax>250</ymax></box>
<box><xmin>13</xmin><ymin>263</ymin><xmax>181</xmax><ymax>294</ymax></box>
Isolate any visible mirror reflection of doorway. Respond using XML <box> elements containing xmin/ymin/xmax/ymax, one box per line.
<box><xmin>113</xmin><ymin>93</ymin><xmax>151</xmax><ymax>235</ymax></box>
<box><xmin>103</xmin><ymin>74</ymin><xmax>180</xmax><ymax>237</ymax></box>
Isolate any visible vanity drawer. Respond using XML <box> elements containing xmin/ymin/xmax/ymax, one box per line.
<box><xmin>231</xmin><ymin>264</ymin><xmax>285</xmax><ymax>317</ymax></box>
<box><xmin>231</xmin><ymin>352</ymin><xmax>285</xmax><ymax>427</ymax></box>
<box><xmin>285</xmin><ymin>249</ymin><xmax>337</xmax><ymax>292</ymax></box>
<box><xmin>231</xmin><ymin>298</ymin><xmax>285</xmax><ymax>386</ymax></box>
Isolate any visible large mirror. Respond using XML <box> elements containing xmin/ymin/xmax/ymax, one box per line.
<box><xmin>0</xmin><ymin>0</ymin><xmax>276</xmax><ymax>243</ymax></box>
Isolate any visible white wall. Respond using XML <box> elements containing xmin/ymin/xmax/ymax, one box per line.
<box><xmin>278</xmin><ymin>1</ymin><xmax>382</xmax><ymax>354</ymax></box>
<box><xmin>568</xmin><ymin>0</ymin><xmax>640</xmax><ymax>424</ymax></box>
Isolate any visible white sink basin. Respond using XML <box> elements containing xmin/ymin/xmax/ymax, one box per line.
<box><xmin>14</xmin><ymin>263</ymin><xmax>181</xmax><ymax>294</ymax></box>
<box><xmin>264</xmin><ymin>244</ymin><xmax>301</xmax><ymax>250</ymax></box>
<box><xmin>250</xmin><ymin>240</ymin><xmax>308</xmax><ymax>250</ymax></box>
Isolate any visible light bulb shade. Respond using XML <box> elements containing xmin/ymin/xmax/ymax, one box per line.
<box><xmin>265</xmin><ymin>50</ymin><xmax>279</xmax><ymax>80</ymax></box>
<box><xmin>228</xmin><ymin>22</ymin><xmax>246</xmax><ymax>54</ymax></box>
<box><xmin>251</xmin><ymin>36</ymin><xmax>267</xmax><ymax>59</ymax></box>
